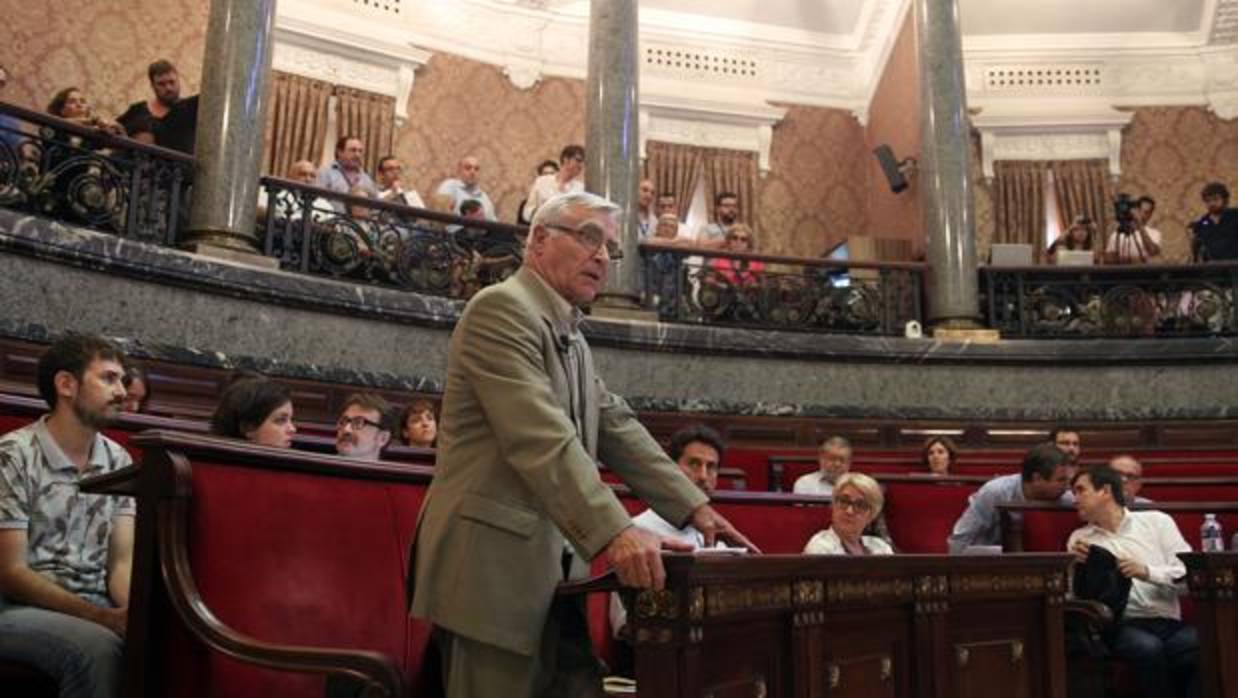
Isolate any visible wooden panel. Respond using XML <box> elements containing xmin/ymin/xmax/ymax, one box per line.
<box><xmin>953</xmin><ymin>638</ymin><xmax>1030</xmax><ymax>698</ymax></box>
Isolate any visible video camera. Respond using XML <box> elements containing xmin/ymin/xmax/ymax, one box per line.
<box><xmin>1113</xmin><ymin>193</ymin><xmax>1138</xmax><ymax>235</ymax></box>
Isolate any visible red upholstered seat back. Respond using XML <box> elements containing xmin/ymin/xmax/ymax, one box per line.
<box><xmin>168</xmin><ymin>459</ymin><xmax>426</xmax><ymax>697</ymax></box>
<box><xmin>1020</xmin><ymin>509</ymin><xmax>1081</xmax><ymax>552</ymax></box>
<box><xmin>1140</xmin><ymin>484</ymin><xmax>1238</xmax><ymax>502</ymax></box>
<box><xmin>881</xmin><ymin>482</ymin><xmax>978</xmax><ymax>553</ymax></box>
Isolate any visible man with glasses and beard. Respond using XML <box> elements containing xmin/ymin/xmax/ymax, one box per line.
<box><xmin>0</xmin><ymin>334</ymin><xmax>135</xmax><ymax>698</ymax></box>
<box><xmin>334</xmin><ymin>393</ymin><xmax>394</xmax><ymax>462</ymax></box>
<box><xmin>410</xmin><ymin>192</ymin><xmax>758</xmax><ymax>698</ymax></box>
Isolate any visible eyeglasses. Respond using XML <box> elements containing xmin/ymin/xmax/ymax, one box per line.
<box><xmin>833</xmin><ymin>495</ymin><xmax>872</xmax><ymax>514</ymax></box>
<box><xmin>337</xmin><ymin>415</ymin><xmax>384</xmax><ymax>431</ymax></box>
<box><xmin>544</xmin><ymin>222</ymin><xmax>623</xmax><ymax>260</ymax></box>
<box><xmin>1115</xmin><ymin>472</ymin><xmax>1141</xmax><ymax>482</ymax></box>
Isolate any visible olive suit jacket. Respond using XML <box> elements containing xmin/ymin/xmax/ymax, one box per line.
<box><xmin>409</xmin><ymin>267</ymin><xmax>708</xmax><ymax>657</ymax></box>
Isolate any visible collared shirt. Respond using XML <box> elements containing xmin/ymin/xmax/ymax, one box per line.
<box><xmin>436</xmin><ymin>178</ymin><xmax>496</xmax><ymax>221</ymax></box>
<box><xmin>947</xmin><ymin>472</ymin><xmax>1074</xmax><ymax>554</ymax></box>
<box><xmin>792</xmin><ymin>472</ymin><xmax>834</xmax><ymax>496</ymax></box>
<box><xmin>1067</xmin><ymin>509</ymin><xmax>1190</xmax><ymax>620</ymax></box>
<box><xmin>696</xmin><ymin>222</ymin><xmax>728</xmax><ymax>242</ymax></box>
<box><xmin>804</xmin><ymin>527</ymin><xmax>894</xmax><ymax>556</ymax></box>
<box><xmin>1194</xmin><ymin>208</ymin><xmax>1238</xmax><ymax>261</ymax></box>
<box><xmin>316</xmin><ymin>161</ymin><xmax>379</xmax><ymax>198</ymax></box>
<box><xmin>0</xmin><ymin>417</ymin><xmax>134</xmax><ymax>601</ymax></box>
<box><xmin>636</xmin><ymin>209</ymin><xmax>656</xmax><ymax>238</ymax></box>
<box><xmin>524</xmin><ymin>269</ymin><xmax>586</xmax><ymax>439</ymax></box>
<box><xmin>524</xmin><ymin>174</ymin><xmax>584</xmax><ymax>221</ymax></box>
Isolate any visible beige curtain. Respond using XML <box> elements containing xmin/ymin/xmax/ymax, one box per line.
<box><xmin>262</xmin><ymin>72</ymin><xmax>332</xmax><ymax>177</ymax></box>
<box><xmin>644</xmin><ymin>141</ymin><xmax>704</xmax><ymax>219</ymax></box>
<box><xmin>994</xmin><ymin>161</ymin><xmax>1048</xmax><ymax>261</ymax></box>
<box><xmin>334</xmin><ymin>86</ymin><xmax>396</xmax><ymax>175</ymax></box>
<box><xmin>702</xmin><ymin>147</ymin><xmax>758</xmax><ymax>227</ymax></box>
<box><xmin>1052</xmin><ymin>159</ymin><xmax>1112</xmax><ymax>247</ymax></box>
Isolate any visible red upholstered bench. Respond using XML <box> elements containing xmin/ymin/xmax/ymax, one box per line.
<box><xmin>83</xmin><ymin>430</ymin><xmax>436</xmax><ymax>698</ymax></box>
<box><xmin>877</xmin><ymin>475</ymin><xmax>982</xmax><ymax>553</ymax></box>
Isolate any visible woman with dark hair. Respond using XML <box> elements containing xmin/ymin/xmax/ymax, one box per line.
<box><xmin>47</xmin><ymin>87</ymin><xmax>123</xmax><ymax>136</ymax></box>
<box><xmin>922</xmin><ymin>436</ymin><xmax>958</xmax><ymax>475</ymax></box>
<box><xmin>1046</xmin><ymin>215</ymin><xmax>1099</xmax><ymax>264</ymax></box>
<box><xmin>210</xmin><ymin>378</ymin><xmax>296</xmax><ymax>448</ymax></box>
<box><xmin>400</xmin><ymin>398</ymin><xmax>438</xmax><ymax>448</ymax></box>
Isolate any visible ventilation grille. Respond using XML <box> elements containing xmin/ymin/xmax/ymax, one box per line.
<box><xmin>353</xmin><ymin>0</ymin><xmax>400</xmax><ymax>14</ymax></box>
<box><xmin>644</xmin><ymin>46</ymin><xmax>759</xmax><ymax>80</ymax></box>
<box><xmin>1212</xmin><ymin>0</ymin><xmax>1238</xmax><ymax>44</ymax></box>
<box><xmin>984</xmin><ymin>65</ymin><xmax>1103</xmax><ymax>91</ymax></box>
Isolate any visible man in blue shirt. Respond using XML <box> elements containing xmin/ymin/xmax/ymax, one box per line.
<box><xmin>947</xmin><ymin>442</ymin><xmax>1074</xmax><ymax>553</ymax></box>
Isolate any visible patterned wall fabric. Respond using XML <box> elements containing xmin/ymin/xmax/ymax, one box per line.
<box><xmin>755</xmin><ymin>105</ymin><xmax>870</xmax><ymax>258</ymax></box>
<box><xmin>5</xmin><ymin>1</ymin><xmax>208</xmax><ymax>122</ymax></box>
<box><xmin>865</xmin><ymin>14</ymin><xmax>924</xmax><ymax>253</ymax></box>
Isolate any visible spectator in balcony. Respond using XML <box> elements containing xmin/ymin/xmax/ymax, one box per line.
<box><xmin>1190</xmin><ymin>181</ymin><xmax>1238</xmax><ymax>261</ymax></box>
<box><xmin>116</xmin><ymin>59</ymin><xmax>198</xmax><ymax>154</ymax></box>
<box><xmin>793</xmin><ymin>435</ymin><xmax>852</xmax><ymax>496</ymax></box>
<box><xmin>1068</xmin><ymin>464</ymin><xmax>1199</xmax><ymax>698</ymax></box>
<box><xmin>1046</xmin><ymin>215</ymin><xmax>1099</xmax><ymax>265</ymax></box>
<box><xmin>1051</xmin><ymin>426</ymin><xmax>1082</xmax><ymax>473</ymax></box>
<box><xmin>1108</xmin><ymin>454</ymin><xmax>1153</xmax><ymax>504</ymax></box>
<box><xmin>209</xmin><ymin>378</ymin><xmax>296</xmax><ymax>448</ymax></box>
<box><xmin>522</xmin><ymin>144</ymin><xmax>584</xmax><ymax>222</ymax></box>
<box><xmin>373</xmin><ymin>154</ymin><xmax>425</xmax><ymax>210</ymax></box>
<box><xmin>516</xmin><ymin>160</ymin><xmax>562</xmax><ymax>225</ymax></box>
<box><xmin>120</xmin><ymin>362</ymin><xmax>150</xmax><ymax>413</ymax></box>
<box><xmin>335</xmin><ymin>393</ymin><xmax>393</xmax><ymax>462</ymax></box>
<box><xmin>0</xmin><ymin>334</ymin><xmax>134</xmax><ymax>698</ymax></box>
<box><xmin>47</xmin><ymin>87</ymin><xmax>124</xmax><ymax>138</ymax></box>
<box><xmin>804</xmin><ymin>472</ymin><xmax>894</xmax><ymax>555</ymax></box>
<box><xmin>609</xmin><ymin>424</ymin><xmax>729</xmax><ymax>648</ymax></box>
<box><xmin>922</xmin><ymin>436</ymin><xmax>957</xmax><ymax>475</ymax></box>
<box><xmin>707</xmin><ymin>224</ymin><xmax>764</xmax><ymax>287</ymax></box>
<box><xmin>435</xmin><ymin>155</ymin><xmax>495</xmax><ymax>221</ymax></box>
<box><xmin>0</xmin><ymin>63</ymin><xmax>30</xmax><ymax>152</ymax></box>
<box><xmin>656</xmin><ymin>193</ymin><xmax>691</xmax><ymax>238</ymax></box>
<box><xmin>636</xmin><ymin>179</ymin><xmax>657</xmax><ymax>238</ymax></box>
<box><xmin>257</xmin><ymin>159</ymin><xmax>323</xmax><ymax>222</ymax></box>
<box><xmin>400</xmin><ymin>399</ymin><xmax>438</xmax><ymax>449</ymax></box>
<box><xmin>317</xmin><ymin>136</ymin><xmax>378</xmax><ymax>199</ymax></box>
<box><xmin>696</xmin><ymin>191</ymin><xmax>740</xmax><ymax>248</ymax></box>
<box><xmin>1106</xmin><ymin>196</ymin><xmax>1163</xmax><ymax>264</ymax></box>
<box><xmin>947</xmin><ymin>442</ymin><xmax>1073</xmax><ymax>553</ymax></box>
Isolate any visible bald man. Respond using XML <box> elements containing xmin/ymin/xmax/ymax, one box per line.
<box><xmin>1108</xmin><ymin>454</ymin><xmax>1153</xmax><ymax>504</ymax></box>
<box><xmin>436</xmin><ymin>155</ymin><xmax>496</xmax><ymax>221</ymax></box>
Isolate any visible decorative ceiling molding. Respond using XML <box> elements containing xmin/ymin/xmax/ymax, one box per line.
<box><xmin>272</xmin><ymin>10</ymin><xmax>431</xmax><ymax>125</ymax></box>
<box><xmin>638</xmin><ymin>97</ymin><xmax>788</xmax><ymax>176</ymax></box>
<box><xmin>972</xmin><ymin>107</ymin><xmax>1134</xmax><ymax>180</ymax></box>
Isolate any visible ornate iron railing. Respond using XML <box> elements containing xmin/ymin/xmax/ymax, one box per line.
<box><xmin>0</xmin><ymin>101</ymin><xmax>193</xmax><ymax>245</ymax></box>
<box><xmin>981</xmin><ymin>263</ymin><xmax>1238</xmax><ymax>337</ymax></box>
<box><xmin>259</xmin><ymin>178</ymin><xmax>526</xmax><ymax>300</ymax></box>
<box><xmin>641</xmin><ymin>243</ymin><xmax>925</xmax><ymax>335</ymax></box>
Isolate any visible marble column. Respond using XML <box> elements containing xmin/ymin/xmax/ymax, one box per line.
<box><xmin>182</xmin><ymin>0</ymin><xmax>277</xmax><ymax>257</ymax></box>
<box><xmin>585</xmin><ymin>0</ymin><xmax>643</xmax><ymax>309</ymax></box>
<box><xmin>916</xmin><ymin>0</ymin><xmax>981</xmax><ymax>328</ymax></box>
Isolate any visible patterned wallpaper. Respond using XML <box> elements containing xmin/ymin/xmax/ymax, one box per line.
<box><xmin>4</xmin><ymin>0</ymin><xmax>207</xmax><ymax>120</ymax></box>
<box><xmin>865</xmin><ymin>14</ymin><xmax>924</xmax><ymax>253</ymax></box>
<box><xmin>755</xmin><ymin>105</ymin><xmax>870</xmax><ymax>258</ymax></box>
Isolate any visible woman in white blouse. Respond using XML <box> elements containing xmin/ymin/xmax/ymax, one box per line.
<box><xmin>803</xmin><ymin>472</ymin><xmax>894</xmax><ymax>556</ymax></box>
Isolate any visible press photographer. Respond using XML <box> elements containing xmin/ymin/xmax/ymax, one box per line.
<box><xmin>1104</xmin><ymin>193</ymin><xmax>1162</xmax><ymax>264</ymax></box>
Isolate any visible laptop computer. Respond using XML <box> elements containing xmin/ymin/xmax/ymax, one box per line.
<box><xmin>989</xmin><ymin>243</ymin><xmax>1033</xmax><ymax>266</ymax></box>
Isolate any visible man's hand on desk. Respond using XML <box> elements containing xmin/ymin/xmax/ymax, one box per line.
<box><xmin>690</xmin><ymin>504</ymin><xmax>762</xmax><ymax>554</ymax></box>
<box><xmin>606</xmin><ymin>525</ymin><xmax>693</xmax><ymax>591</ymax></box>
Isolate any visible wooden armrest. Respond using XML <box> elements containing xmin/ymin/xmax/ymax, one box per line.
<box><xmin>1065</xmin><ymin>598</ymin><xmax>1114</xmax><ymax>628</ymax></box>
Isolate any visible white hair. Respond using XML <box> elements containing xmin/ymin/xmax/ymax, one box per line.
<box><xmin>524</xmin><ymin>191</ymin><xmax>622</xmax><ymax>254</ymax></box>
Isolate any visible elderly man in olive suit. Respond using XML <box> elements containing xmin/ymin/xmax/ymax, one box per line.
<box><xmin>409</xmin><ymin>191</ymin><xmax>757</xmax><ymax>697</ymax></box>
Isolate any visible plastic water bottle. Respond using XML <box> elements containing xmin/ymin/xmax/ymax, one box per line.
<box><xmin>1201</xmin><ymin>514</ymin><xmax>1225</xmax><ymax>552</ymax></box>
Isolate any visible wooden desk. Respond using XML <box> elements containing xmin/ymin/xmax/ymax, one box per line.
<box><xmin>1182</xmin><ymin>553</ymin><xmax>1238</xmax><ymax>698</ymax></box>
<box><xmin>619</xmin><ymin>553</ymin><xmax>1071</xmax><ymax>698</ymax></box>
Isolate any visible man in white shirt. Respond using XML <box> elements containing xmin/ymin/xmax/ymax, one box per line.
<box><xmin>608</xmin><ymin>424</ymin><xmax>728</xmax><ymax>645</ymax></box>
<box><xmin>636</xmin><ymin>179</ymin><xmax>656</xmax><ymax>238</ymax></box>
<box><xmin>1068</xmin><ymin>464</ymin><xmax>1199</xmax><ymax>698</ymax></box>
<box><xmin>1106</xmin><ymin>196</ymin><xmax>1163</xmax><ymax>264</ymax></box>
<box><xmin>435</xmin><ymin>155</ymin><xmax>496</xmax><ymax>221</ymax></box>
<box><xmin>522</xmin><ymin>145</ymin><xmax>585</xmax><ymax>221</ymax></box>
<box><xmin>793</xmin><ymin>436</ymin><xmax>851</xmax><ymax>496</ymax></box>
<box><xmin>375</xmin><ymin>156</ymin><xmax>426</xmax><ymax>209</ymax></box>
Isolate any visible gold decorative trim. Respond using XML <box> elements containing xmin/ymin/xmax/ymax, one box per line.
<box><xmin>827</xmin><ymin>664</ymin><xmax>840</xmax><ymax>689</ymax></box>
<box><xmin>880</xmin><ymin>656</ymin><xmax>893</xmax><ymax>682</ymax></box>
<box><xmin>634</xmin><ymin>589</ymin><xmax>679</xmax><ymax>621</ymax></box>
<box><xmin>952</xmin><ymin>572</ymin><xmax>1047</xmax><ymax>594</ymax></box>
<box><xmin>956</xmin><ymin>647</ymin><xmax>970</xmax><ymax>668</ymax></box>
<box><xmin>1011</xmin><ymin>640</ymin><xmax>1024</xmax><ymax>664</ymax></box>
<box><xmin>793</xmin><ymin>579</ymin><xmax>824</xmax><ymax>606</ymax></box>
<box><xmin>827</xmin><ymin>578</ymin><xmax>914</xmax><ymax>605</ymax></box>
<box><xmin>688</xmin><ymin>587</ymin><xmax>705</xmax><ymax>621</ymax></box>
<box><xmin>708</xmin><ymin>583</ymin><xmax>792</xmax><ymax>617</ymax></box>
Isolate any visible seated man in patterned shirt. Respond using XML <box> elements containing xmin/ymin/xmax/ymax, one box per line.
<box><xmin>0</xmin><ymin>334</ymin><xmax>136</xmax><ymax>698</ymax></box>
